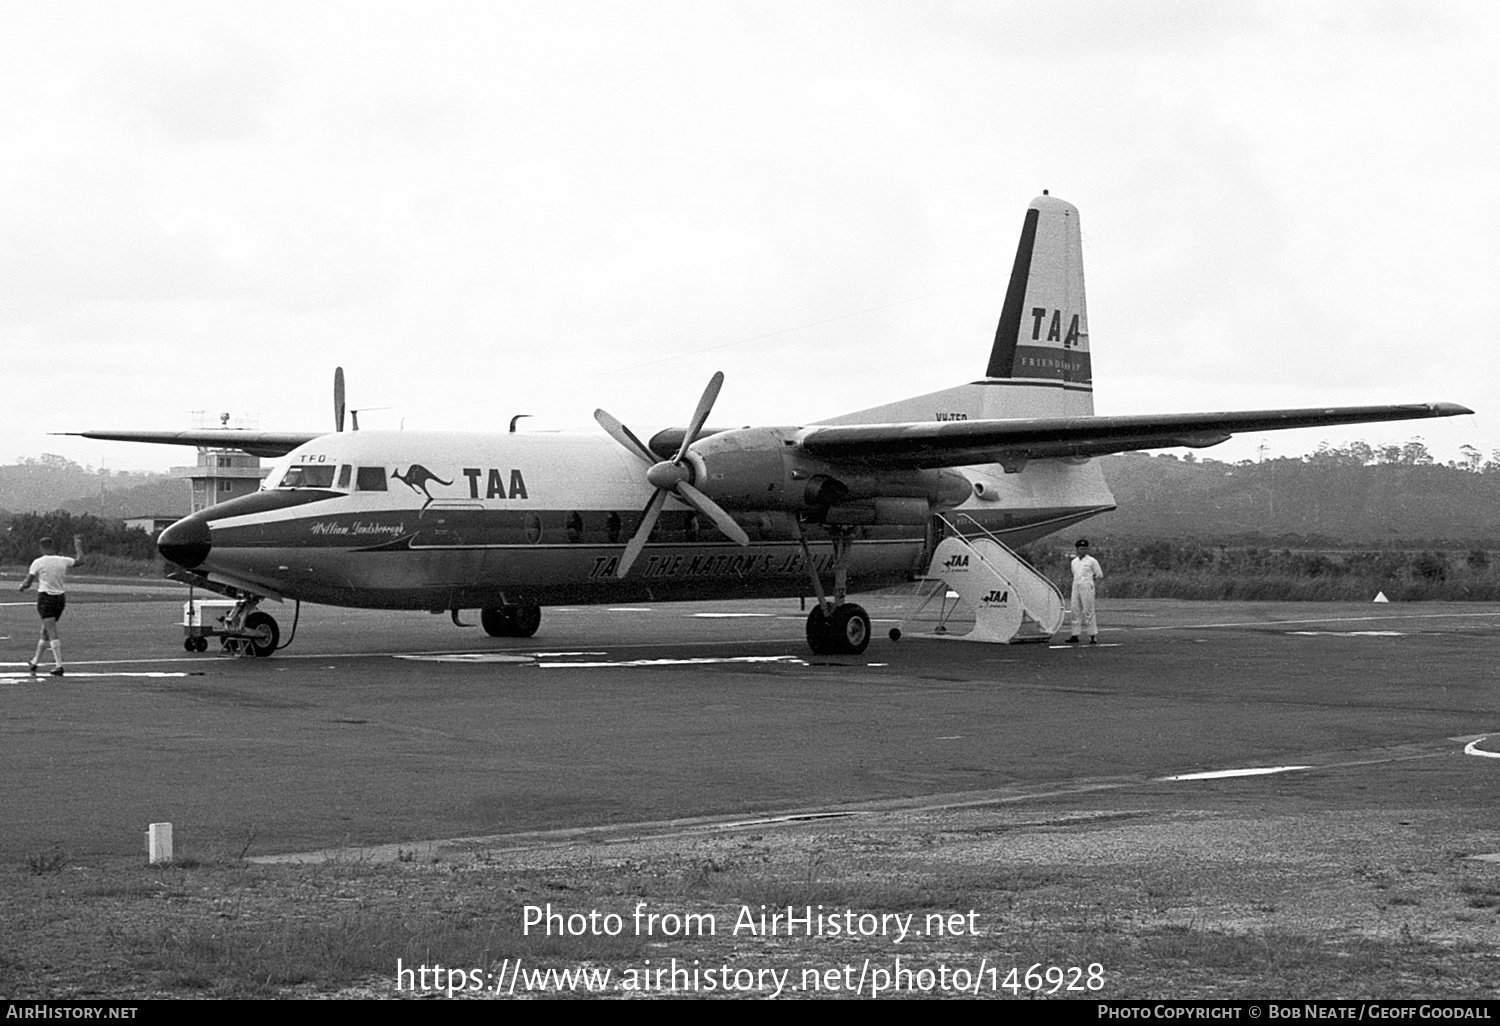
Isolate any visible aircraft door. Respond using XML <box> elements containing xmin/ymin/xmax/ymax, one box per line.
<box><xmin>411</xmin><ymin>501</ymin><xmax>484</xmax><ymax>548</ymax></box>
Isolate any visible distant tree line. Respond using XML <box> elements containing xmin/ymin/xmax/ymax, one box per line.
<box><xmin>1023</xmin><ymin>538</ymin><xmax>1498</xmax><ymax>602</ymax></box>
<box><xmin>14</xmin><ymin>453</ymin><xmax>92</xmax><ymax>470</ymax></box>
<box><xmin>1306</xmin><ymin>439</ymin><xmax>1500</xmax><ymax>472</ymax></box>
<box><xmin>1</xmin><ymin>510</ymin><xmax>159</xmax><ymax>565</ymax></box>
<box><xmin>1170</xmin><ymin>437</ymin><xmax>1500</xmax><ymax>472</ymax></box>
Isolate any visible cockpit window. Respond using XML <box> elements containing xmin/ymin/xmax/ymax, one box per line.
<box><xmin>337</xmin><ymin>464</ymin><xmax>351</xmax><ymax>489</ymax></box>
<box><xmin>356</xmin><ymin>467</ymin><xmax>388</xmax><ymax>491</ymax></box>
<box><xmin>280</xmin><ymin>465</ymin><xmax>337</xmax><ymax>489</ymax></box>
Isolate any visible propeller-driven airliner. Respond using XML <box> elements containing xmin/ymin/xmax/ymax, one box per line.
<box><xmin>75</xmin><ymin>194</ymin><xmax>1471</xmax><ymax>656</ymax></box>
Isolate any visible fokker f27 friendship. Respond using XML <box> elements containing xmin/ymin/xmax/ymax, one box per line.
<box><xmin>78</xmin><ymin>195</ymin><xmax>1471</xmax><ymax>656</ymax></box>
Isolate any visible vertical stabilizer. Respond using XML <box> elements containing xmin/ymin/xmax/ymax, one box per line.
<box><xmin>985</xmin><ymin>194</ymin><xmax>1091</xmax><ymax>392</ymax></box>
<box><xmin>818</xmin><ymin>193</ymin><xmax>1094</xmax><ymax>426</ymax></box>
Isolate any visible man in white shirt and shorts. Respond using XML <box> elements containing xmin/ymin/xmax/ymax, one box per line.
<box><xmin>19</xmin><ymin>534</ymin><xmax>84</xmax><ymax>677</ymax></box>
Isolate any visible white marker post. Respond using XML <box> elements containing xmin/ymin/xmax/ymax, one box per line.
<box><xmin>147</xmin><ymin>822</ymin><xmax>173</xmax><ymax>864</ymax></box>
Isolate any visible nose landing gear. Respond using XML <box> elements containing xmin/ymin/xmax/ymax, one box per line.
<box><xmin>181</xmin><ymin>592</ymin><xmax>283</xmax><ymax>657</ymax></box>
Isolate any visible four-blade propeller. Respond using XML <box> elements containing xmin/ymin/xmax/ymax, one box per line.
<box><xmin>595</xmin><ymin>372</ymin><xmax>750</xmax><ymax>577</ymax></box>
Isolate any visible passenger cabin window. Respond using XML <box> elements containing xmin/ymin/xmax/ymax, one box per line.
<box><xmin>280</xmin><ymin>465</ymin><xmax>336</xmax><ymax>488</ymax></box>
<box><xmin>337</xmin><ymin>464</ymin><xmax>351</xmax><ymax>489</ymax></box>
<box><xmin>356</xmin><ymin>467</ymin><xmax>388</xmax><ymax>491</ymax></box>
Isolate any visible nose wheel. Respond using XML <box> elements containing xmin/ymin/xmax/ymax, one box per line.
<box><xmin>241</xmin><ymin>611</ymin><xmax>280</xmax><ymax>656</ymax></box>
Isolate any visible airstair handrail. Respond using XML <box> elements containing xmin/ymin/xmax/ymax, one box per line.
<box><xmin>935</xmin><ymin>513</ymin><xmax>1067</xmax><ymax>610</ymax></box>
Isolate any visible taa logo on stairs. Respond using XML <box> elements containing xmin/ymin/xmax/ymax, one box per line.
<box><xmin>981</xmin><ymin>589</ymin><xmax>1009</xmax><ymax>605</ymax></box>
<box><xmin>942</xmin><ymin>554</ymin><xmax>970</xmax><ymax>570</ymax></box>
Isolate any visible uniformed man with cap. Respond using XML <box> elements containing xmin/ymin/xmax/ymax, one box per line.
<box><xmin>1066</xmin><ymin>538</ymin><xmax>1104</xmax><ymax>644</ymax></box>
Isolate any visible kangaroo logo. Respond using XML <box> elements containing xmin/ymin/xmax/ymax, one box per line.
<box><xmin>391</xmin><ymin>464</ymin><xmax>453</xmax><ymax>508</ymax></box>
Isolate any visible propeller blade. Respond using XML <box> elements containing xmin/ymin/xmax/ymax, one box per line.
<box><xmin>616</xmin><ymin>490</ymin><xmax>667</xmax><ymax>578</ymax></box>
<box><xmin>605</xmin><ymin>372</ymin><xmax>738</xmax><ymax>578</ymax></box>
<box><xmin>675</xmin><ymin>371</ymin><xmax>724</xmax><ymax>463</ymax></box>
<box><xmin>676</xmin><ymin>482</ymin><xmax>750</xmax><ymax>547</ymax></box>
<box><xmin>334</xmin><ymin>367</ymin><xmax>346</xmax><ymax>433</ymax></box>
<box><xmin>594</xmin><ymin>408</ymin><xmax>657</xmax><ymax>465</ymax></box>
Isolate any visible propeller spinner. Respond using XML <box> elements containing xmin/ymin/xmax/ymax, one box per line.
<box><xmin>595</xmin><ymin>372</ymin><xmax>750</xmax><ymax>577</ymax></box>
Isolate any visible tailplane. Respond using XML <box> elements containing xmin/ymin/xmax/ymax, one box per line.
<box><xmin>821</xmin><ymin>193</ymin><xmax>1094</xmax><ymax>425</ymax></box>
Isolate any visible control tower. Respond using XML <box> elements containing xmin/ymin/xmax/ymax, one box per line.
<box><xmin>170</xmin><ymin>412</ymin><xmax>270</xmax><ymax>512</ymax></box>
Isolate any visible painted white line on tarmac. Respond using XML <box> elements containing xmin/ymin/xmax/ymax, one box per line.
<box><xmin>392</xmin><ymin>653</ymin><xmax>535</xmax><ymax>664</ymax></box>
<box><xmin>1</xmin><ymin>671</ymin><xmax>192</xmax><ymax>680</ymax></box>
<box><xmin>1161</xmin><ymin>766</ymin><xmax>1312</xmax><ymax>781</ymax></box>
<box><xmin>1287</xmin><ymin>630</ymin><xmax>1405</xmax><ymax>637</ymax></box>
<box><xmin>690</xmin><ymin>612</ymin><xmax>775</xmax><ymax>618</ymax></box>
<box><xmin>0</xmin><ymin>635</ymin><xmax>808</xmax><ymax>669</ymax></box>
<box><xmin>1463</xmin><ymin>737</ymin><xmax>1500</xmax><ymax>760</ymax></box>
<box><xmin>538</xmin><ymin>655</ymin><xmax>808</xmax><ymax>669</ymax></box>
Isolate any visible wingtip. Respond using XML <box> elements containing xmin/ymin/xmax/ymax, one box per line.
<box><xmin>1431</xmin><ymin>402</ymin><xmax>1474</xmax><ymax>416</ymax></box>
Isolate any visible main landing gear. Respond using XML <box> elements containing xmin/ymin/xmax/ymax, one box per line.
<box><xmin>480</xmin><ymin>603</ymin><xmax>542</xmax><ymax>638</ymax></box>
<box><xmin>797</xmin><ymin>523</ymin><xmax>871</xmax><ymax>656</ymax></box>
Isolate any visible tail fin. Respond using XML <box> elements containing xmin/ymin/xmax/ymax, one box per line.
<box><xmin>820</xmin><ymin>193</ymin><xmax>1094</xmax><ymax>426</ymax></box>
<box><xmin>985</xmin><ymin>194</ymin><xmax>1091</xmax><ymax>394</ymax></box>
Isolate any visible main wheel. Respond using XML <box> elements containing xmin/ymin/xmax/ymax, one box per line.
<box><xmin>480</xmin><ymin>606</ymin><xmax>511</xmax><ymax>637</ymax></box>
<box><xmin>243</xmin><ymin>611</ymin><xmax>280</xmax><ymax>657</ymax></box>
<box><xmin>480</xmin><ymin>604</ymin><xmax>542</xmax><ymax>638</ymax></box>
<box><xmin>806</xmin><ymin>606</ymin><xmax>832</xmax><ymax>654</ymax></box>
<box><xmin>828</xmin><ymin>603</ymin><xmax>871</xmax><ymax>655</ymax></box>
<box><xmin>183</xmin><ymin>637</ymin><xmax>196</xmax><ymax>653</ymax></box>
<box><xmin>510</xmin><ymin>604</ymin><xmax>541</xmax><ymax>638</ymax></box>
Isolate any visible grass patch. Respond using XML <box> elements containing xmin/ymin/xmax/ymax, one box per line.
<box><xmin>25</xmin><ymin>846</ymin><xmax>68</xmax><ymax>876</ymax></box>
<box><xmin>147</xmin><ymin>911</ymin><xmax>535</xmax><ymax>995</ymax></box>
<box><xmin>5</xmin><ymin>815</ymin><xmax>1500</xmax><ymax>999</ymax></box>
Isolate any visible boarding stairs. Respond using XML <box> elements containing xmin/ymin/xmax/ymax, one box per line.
<box><xmin>896</xmin><ymin>514</ymin><xmax>1066</xmax><ymax>644</ymax></box>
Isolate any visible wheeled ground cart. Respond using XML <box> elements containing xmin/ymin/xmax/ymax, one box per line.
<box><xmin>180</xmin><ymin>591</ymin><xmax>281</xmax><ymax>656</ymax></box>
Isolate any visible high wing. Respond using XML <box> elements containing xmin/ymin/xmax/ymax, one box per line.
<box><xmin>794</xmin><ymin>402</ymin><xmax>1473</xmax><ymax>469</ymax></box>
<box><xmin>64</xmin><ymin>366</ymin><xmax>353</xmax><ymax>457</ymax></box>
<box><xmin>64</xmin><ymin>430</ymin><xmax>323</xmax><ymax>458</ymax></box>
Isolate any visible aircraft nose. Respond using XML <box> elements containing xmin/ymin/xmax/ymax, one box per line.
<box><xmin>158</xmin><ymin>515</ymin><xmax>211</xmax><ymax>569</ymax></box>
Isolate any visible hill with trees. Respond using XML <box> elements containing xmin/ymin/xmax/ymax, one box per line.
<box><xmin>0</xmin><ymin>454</ymin><xmax>188</xmax><ymax>519</ymax></box>
<box><xmin>1089</xmin><ymin>441</ymin><xmax>1500</xmax><ymax>544</ymax></box>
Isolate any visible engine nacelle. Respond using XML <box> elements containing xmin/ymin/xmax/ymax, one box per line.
<box><xmin>688</xmin><ymin>427</ymin><xmax>971</xmax><ymax>514</ymax></box>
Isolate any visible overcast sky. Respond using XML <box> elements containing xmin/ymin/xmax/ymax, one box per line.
<box><xmin>3</xmin><ymin>0</ymin><xmax>1495</xmax><ymax>473</ymax></box>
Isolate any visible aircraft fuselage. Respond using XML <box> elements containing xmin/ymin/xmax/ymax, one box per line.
<box><xmin>157</xmin><ymin>429</ymin><xmax>1116</xmax><ymax>612</ymax></box>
